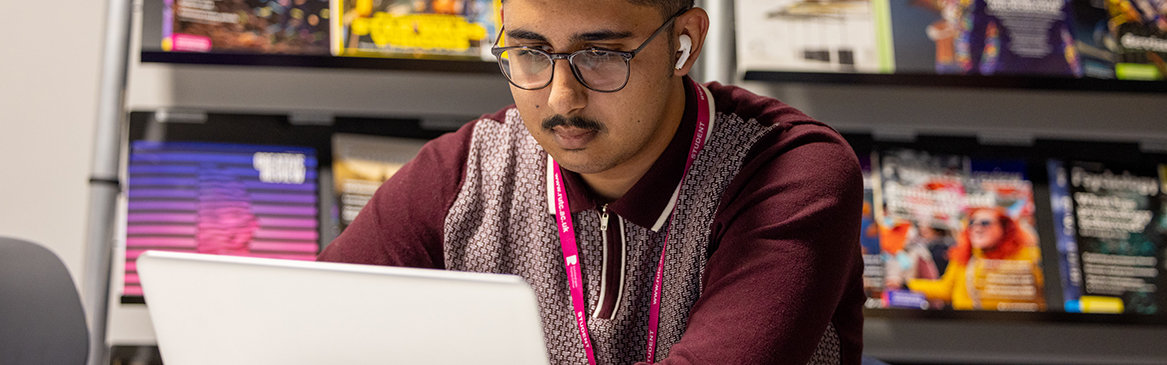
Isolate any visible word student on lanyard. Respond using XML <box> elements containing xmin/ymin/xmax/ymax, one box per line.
<box><xmin>550</xmin><ymin>78</ymin><xmax>714</xmax><ymax>365</ymax></box>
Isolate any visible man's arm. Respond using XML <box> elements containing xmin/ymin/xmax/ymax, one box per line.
<box><xmin>649</xmin><ymin>122</ymin><xmax>866</xmax><ymax>365</ymax></box>
<box><xmin>316</xmin><ymin>117</ymin><xmax>484</xmax><ymax>268</ymax></box>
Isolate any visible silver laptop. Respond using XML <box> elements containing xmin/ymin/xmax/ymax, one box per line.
<box><xmin>136</xmin><ymin>250</ymin><xmax>550</xmax><ymax>365</ymax></box>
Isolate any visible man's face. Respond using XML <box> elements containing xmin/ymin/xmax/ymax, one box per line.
<box><xmin>502</xmin><ymin>0</ymin><xmax>680</xmax><ymax>175</ymax></box>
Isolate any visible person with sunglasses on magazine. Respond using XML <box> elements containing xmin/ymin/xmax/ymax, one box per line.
<box><xmin>320</xmin><ymin>0</ymin><xmax>865</xmax><ymax>363</ymax></box>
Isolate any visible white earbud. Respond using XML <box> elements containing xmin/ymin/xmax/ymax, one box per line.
<box><xmin>675</xmin><ymin>34</ymin><xmax>692</xmax><ymax>70</ymax></box>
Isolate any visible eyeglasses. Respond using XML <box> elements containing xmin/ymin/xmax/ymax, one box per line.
<box><xmin>969</xmin><ymin>219</ymin><xmax>998</xmax><ymax>228</ymax></box>
<box><xmin>490</xmin><ymin>8</ymin><xmax>689</xmax><ymax>93</ymax></box>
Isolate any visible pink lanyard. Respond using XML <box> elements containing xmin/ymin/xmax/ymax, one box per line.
<box><xmin>551</xmin><ymin>78</ymin><xmax>712</xmax><ymax>365</ymax></box>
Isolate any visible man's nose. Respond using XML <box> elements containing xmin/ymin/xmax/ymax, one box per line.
<box><xmin>546</xmin><ymin>60</ymin><xmax>588</xmax><ymax>115</ymax></box>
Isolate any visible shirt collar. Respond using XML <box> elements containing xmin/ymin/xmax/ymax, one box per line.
<box><xmin>547</xmin><ymin>76</ymin><xmax>702</xmax><ymax>231</ymax></box>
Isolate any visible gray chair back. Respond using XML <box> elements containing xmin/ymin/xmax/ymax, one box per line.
<box><xmin>0</xmin><ymin>236</ymin><xmax>89</xmax><ymax>364</ymax></box>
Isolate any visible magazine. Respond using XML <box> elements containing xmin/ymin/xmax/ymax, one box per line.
<box><xmin>734</xmin><ymin>0</ymin><xmax>895</xmax><ymax>74</ymax></box>
<box><xmin>1109</xmin><ymin>0</ymin><xmax>1167</xmax><ymax>80</ymax></box>
<box><xmin>873</xmin><ymin>149</ymin><xmax>1045</xmax><ymax>311</ymax></box>
<box><xmin>165</xmin><ymin>0</ymin><xmax>331</xmax><ymax>54</ymax></box>
<box><xmin>331</xmin><ymin>133</ymin><xmax>427</xmax><ymax>230</ymax></box>
<box><xmin>893</xmin><ymin>0</ymin><xmax>1080</xmax><ymax>76</ymax></box>
<box><xmin>123</xmin><ymin>141</ymin><xmax>320</xmax><ymax>297</ymax></box>
<box><xmin>860</xmin><ymin>154</ymin><xmax>885</xmax><ymax>307</ymax></box>
<box><xmin>1053</xmin><ymin>160</ymin><xmax>1166</xmax><ymax>314</ymax></box>
<box><xmin>334</xmin><ymin>0</ymin><xmax>500</xmax><ymax>60</ymax></box>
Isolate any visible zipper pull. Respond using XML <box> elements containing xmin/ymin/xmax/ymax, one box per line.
<box><xmin>599</xmin><ymin>204</ymin><xmax>610</xmax><ymax>232</ymax></box>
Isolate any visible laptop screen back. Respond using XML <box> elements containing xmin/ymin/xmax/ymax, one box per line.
<box><xmin>137</xmin><ymin>251</ymin><xmax>550</xmax><ymax>365</ymax></box>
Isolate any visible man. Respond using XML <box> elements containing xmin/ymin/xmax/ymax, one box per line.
<box><xmin>319</xmin><ymin>0</ymin><xmax>866</xmax><ymax>363</ymax></box>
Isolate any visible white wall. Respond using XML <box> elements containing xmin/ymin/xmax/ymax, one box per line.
<box><xmin>0</xmin><ymin>0</ymin><xmax>104</xmax><ymax>287</ymax></box>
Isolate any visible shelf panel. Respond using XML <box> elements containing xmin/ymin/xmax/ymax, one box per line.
<box><xmin>141</xmin><ymin>51</ymin><xmax>502</xmax><ymax>74</ymax></box>
<box><xmin>865</xmin><ymin>307</ymin><xmax>1167</xmax><ymax>326</ymax></box>
<box><xmin>742</xmin><ymin>71</ymin><xmax>1167</xmax><ymax>93</ymax></box>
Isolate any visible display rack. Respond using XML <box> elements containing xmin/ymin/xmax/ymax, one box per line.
<box><xmin>87</xmin><ymin>0</ymin><xmax>1167</xmax><ymax>364</ymax></box>
<box><xmin>743</xmin><ymin>71</ymin><xmax>1167</xmax><ymax>93</ymax></box>
<box><xmin>138</xmin><ymin>52</ymin><xmax>499</xmax><ymax>73</ymax></box>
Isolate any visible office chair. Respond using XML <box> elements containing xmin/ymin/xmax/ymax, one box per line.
<box><xmin>0</xmin><ymin>236</ymin><xmax>89</xmax><ymax>364</ymax></box>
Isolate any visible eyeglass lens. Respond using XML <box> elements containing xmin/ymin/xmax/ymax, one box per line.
<box><xmin>499</xmin><ymin>49</ymin><xmax>629</xmax><ymax>91</ymax></box>
<box><xmin>970</xmin><ymin>219</ymin><xmax>996</xmax><ymax>228</ymax></box>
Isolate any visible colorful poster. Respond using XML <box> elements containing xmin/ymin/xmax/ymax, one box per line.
<box><xmin>735</xmin><ymin>0</ymin><xmax>895</xmax><ymax>74</ymax></box>
<box><xmin>123</xmin><ymin>142</ymin><xmax>319</xmax><ymax>297</ymax></box>
<box><xmin>872</xmin><ymin>149</ymin><xmax>1045</xmax><ymax>311</ymax></box>
<box><xmin>1058</xmin><ymin>161</ymin><xmax>1166</xmax><ymax>314</ymax></box>
<box><xmin>335</xmin><ymin>0</ymin><xmax>500</xmax><ymax>60</ymax></box>
<box><xmin>165</xmin><ymin>0</ymin><xmax>331</xmax><ymax>54</ymax></box>
<box><xmin>331</xmin><ymin>134</ymin><xmax>426</xmax><ymax>231</ymax></box>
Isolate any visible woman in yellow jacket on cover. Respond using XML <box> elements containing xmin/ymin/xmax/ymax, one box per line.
<box><xmin>908</xmin><ymin>208</ymin><xmax>1045</xmax><ymax>311</ymax></box>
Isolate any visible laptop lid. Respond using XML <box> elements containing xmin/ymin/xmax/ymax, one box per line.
<box><xmin>137</xmin><ymin>250</ymin><xmax>550</xmax><ymax>365</ymax></box>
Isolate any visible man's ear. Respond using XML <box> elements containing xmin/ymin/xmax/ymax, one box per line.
<box><xmin>673</xmin><ymin>8</ymin><xmax>710</xmax><ymax>77</ymax></box>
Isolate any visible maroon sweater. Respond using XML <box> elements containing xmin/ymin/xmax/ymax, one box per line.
<box><xmin>319</xmin><ymin>79</ymin><xmax>865</xmax><ymax>365</ymax></box>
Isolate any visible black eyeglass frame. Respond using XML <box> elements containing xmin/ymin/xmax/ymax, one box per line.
<box><xmin>490</xmin><ymin>8</ymin><xmax>691</xmax><ymax>93</ymax></box>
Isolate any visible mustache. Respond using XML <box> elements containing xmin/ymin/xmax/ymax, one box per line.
<box><xmin>541</xmin><ymin>115</ymin><xmax>606</xmax><ymax>133</ymax></box>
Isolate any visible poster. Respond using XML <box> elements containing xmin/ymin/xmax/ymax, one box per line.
<box><xmin>123</xmin><ymin>142</ymin><xmax>320</xmax><ymax>297</ymax></box>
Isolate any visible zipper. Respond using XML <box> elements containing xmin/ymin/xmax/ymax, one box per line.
<box><xmin>599</xmin><ymin>204</ymin><xmax>610</xmax><ymax>232</ymax></box>
<box><xmin>592</xmin><ymin>204</ymin><xmax>625</xmax><ymax>320</ymax></box>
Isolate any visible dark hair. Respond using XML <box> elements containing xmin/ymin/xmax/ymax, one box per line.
<box><xmin>630</xmin><ymin>0</ymin><xmax>694</xmax><ymax>19</ymax></box>
<box><xmin>502</xmin><ymin>0</ymin><xmax>693</xmax><ymax>20</ymax></box>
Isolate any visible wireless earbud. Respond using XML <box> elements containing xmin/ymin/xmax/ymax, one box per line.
<box><xmin>675</xmin><ymin>34</ymin><xmax>692</xmax><ymax>70</ymax></box>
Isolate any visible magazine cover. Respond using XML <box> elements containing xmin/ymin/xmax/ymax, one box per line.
<box><xmin>860</xmin><ymin>153</ymin><xmax>886</xmax><ymax>307</ymax></box>
<box><xmin>123</xmin><ymin>142</ymin><xmax>320</xmax><ymax>297</ymax></box>
<box><xmin>1048</xmin><ymin>159</ymin><xmax>1084</xmax><ymax>307</ymax></box>
<box><xmin>874</xmin><ymin>149</ymin><xmax>1045</xmax><ymax>311</ymax></box>
<box><xmin>1108</xmin><ymin>0</ymin><xmax>1167</xmax><ymax>80</ymax></box>
<box><xmin>891</xmin><ymin>0</ymin><xmax>1081</xmax><ymax>76</ymax></box>
<box><xmin>875</xmin><ymin>149</ymin><xmax>966</xmax><ymax>309</ymax></box>
<box><xmin>735</xmin><ymin>0</ymin><xmax>895</xmax><ymax>74</ymax></box>
<box><xmin>334</xmin><ymin>0</ymin><xmax>501</xmax><ymax>60</ymax></box>
<box><xmin>331</xmin><ymin>134</ymin><xmax>426</xmax><ymax>231</ymax></box>
<box><xmin>164</xmin><ymin>0</ymin><xmax>331</xmax><ymax>54</ymax></box>
<box><xmin>1056</xmin><ymin>161</ymin><xmax>1166</xmax><ymax>314</ymax></box>
<box><xmin>958</xmin><ymin>159</ymin><xmax>1045</xmax><ymax>311</ymax></box>
<box><xmin>1068</xmin><ymin>0</ymin><xmax>1120</xmax><ymax>79</ymax></box>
